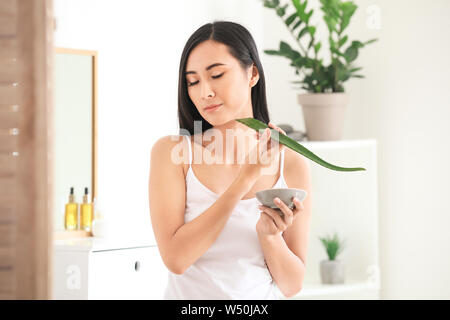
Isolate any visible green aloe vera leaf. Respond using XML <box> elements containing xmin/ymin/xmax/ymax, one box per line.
<box><xmin>235</xmin><ymin>118</ymin><xmax>366</xmax><ymax>172</ymax></box>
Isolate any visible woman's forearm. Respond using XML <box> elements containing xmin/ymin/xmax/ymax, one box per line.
<box><xmin>168</xmin><ymin>173</ymin><xmax>257</xmax><ymax>274</ymax></box>
<box><xmin>258</xmin><ymin>233</ymin><xmax>305</xmax><ymax>298</ymax></box>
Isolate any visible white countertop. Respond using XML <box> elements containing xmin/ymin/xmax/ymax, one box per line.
<box><xmin>53</xmin><ymin>236</ymin><xmax>156</xmax><ymax>252</ymax></box>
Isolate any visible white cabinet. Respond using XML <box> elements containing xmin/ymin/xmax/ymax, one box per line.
<box><xmin>52</xmin><ymin>237</ymin><xmax>168</xmax><ymax>299</ymax></box>
<box><xmin>279</xmin><ymin>139</ymin><xmax>381</xmax><ymax>300</ymax></box>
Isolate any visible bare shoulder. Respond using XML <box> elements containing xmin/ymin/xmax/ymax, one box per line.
<box><xmin>151</xmin><ymin>135</ymin><xmax>186</xmax><ymax>155</ymax></box>
<box><xmin>283</xmin><ymin>146</ymin><xmax>311</xmax><ymax>189</ymax></box>
<box><xmin>151</xmin><ymin>134</ymin><xmax>188</xmax><ymax>168</ymax></box>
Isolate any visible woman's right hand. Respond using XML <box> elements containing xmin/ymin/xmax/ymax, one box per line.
<box><xmin>239</xmin><ymin>126</ymin><xmax>285</xmax><ymax>182</ymax></box>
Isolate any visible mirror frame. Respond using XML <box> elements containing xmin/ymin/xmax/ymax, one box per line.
<box><xmin>54</xmin><ymin>47</ymin><xmax>98</xmax><ymax>204</ymax></box>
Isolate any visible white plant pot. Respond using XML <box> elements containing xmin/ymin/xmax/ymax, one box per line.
<box><xmin>320</xmin><ymin>259</ymin><xmax>345</xmax><ymax>284</ymax></box>
<box><xmin>298</xmin><ymin>92</ymin><xmax>348</xmax><ymax>141</ymax></box>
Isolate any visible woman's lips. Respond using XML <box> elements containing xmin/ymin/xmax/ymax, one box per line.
<box><xmin>204</xmin><ymin>103</ymin><xmax>222</xmax><ymax>112</ymax></box>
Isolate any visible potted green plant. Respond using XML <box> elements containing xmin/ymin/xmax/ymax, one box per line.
<box><xmin>319</xmin><ymin>232</ymin><xmax>346</xmax><ymax>284</ymax></box>
<box><xmin>261</xmin><ymin>0</ymin><xmax>378</xmax><ymax>141</ymax></box>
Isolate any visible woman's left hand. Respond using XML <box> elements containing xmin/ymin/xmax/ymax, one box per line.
<box><xmin>257</xmin><ymin>122</ymin><xmax>287</xmax><ymax>139</ymax></box>
<box><xmin>256</xmin><ymin>196</ymin><xmax>304</xmax><ymax>237</ymax></box>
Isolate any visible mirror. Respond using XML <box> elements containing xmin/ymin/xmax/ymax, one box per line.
<box><xmin>52</xmin><ymin>47</ymin><xmax>97</xmax><ymax>233</ymax></box>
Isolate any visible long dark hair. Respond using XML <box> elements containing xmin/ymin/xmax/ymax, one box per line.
<box><xmin>177</xmin><ymin>20</ymin><xmax>270</xmax><ymax>135</ymax></box>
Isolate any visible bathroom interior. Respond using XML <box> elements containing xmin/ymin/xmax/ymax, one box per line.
<box><xmin>1</xmin><ymin>0</ymin><xmax>450</xmax><ymax>300</ymax></box>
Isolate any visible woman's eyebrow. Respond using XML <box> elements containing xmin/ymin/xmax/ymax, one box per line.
<box><xmin>185</xmin><ymin>63</ymin><xmax>226</xmax><ymax>75</ymax></box>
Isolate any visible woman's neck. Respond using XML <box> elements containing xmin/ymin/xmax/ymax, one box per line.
<box><xmin>197</xmin><ymin>120</ymin><xmax>258</xmax><ymax>166</ymax></box>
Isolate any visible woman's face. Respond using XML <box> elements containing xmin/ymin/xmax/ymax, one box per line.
<box><xmin>185</xmin><ymin>40</ymin><xmax>259</xmax><ymax>126</ymax></box>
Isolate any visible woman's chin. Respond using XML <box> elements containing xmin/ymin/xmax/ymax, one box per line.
<box><xmin>206</xmin><ymin>117</ymin><xmax>231</xmax><ymax>126</ymax></box>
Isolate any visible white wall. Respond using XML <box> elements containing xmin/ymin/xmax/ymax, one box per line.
<box><xmin>349</xmin><ymin>0</ymin><xmax>450</xmax><ymax>300</ymax></box>
<box><xmin>262</xmin><ymin>0</ymin><xmax>450</xmax><ymax>299</ymax></box>
<box><xmin>54</xmin><ymin>0</ymin><xmax>450</xmax><ymax>299</ymax></box>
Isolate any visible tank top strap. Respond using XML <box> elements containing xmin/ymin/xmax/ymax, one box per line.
<box><xmin>184</xmin><ymin>135</ymin><xmax>192</xmax><ymax>166</ymax></box>
<box><xmin>280</xmin><ymin>147</ymin><xmax>285</xmax><ymax>176</ymax></box>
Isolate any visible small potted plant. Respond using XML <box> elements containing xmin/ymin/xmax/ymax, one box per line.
<box><xmin>319</xmin><ymin>232</ymin><xmax>346</xmax><ymax>284</ymax></box>
<box><xmin>262</xmin><ymin>0</ymin><xmax>378</xmax><ymax>141</ymax></box>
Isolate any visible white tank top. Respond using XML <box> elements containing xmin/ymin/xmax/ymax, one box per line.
<box><xmin>163</xmin><ymin>135</ymin><xmax>288</xmax><ymax>299</ymax></box>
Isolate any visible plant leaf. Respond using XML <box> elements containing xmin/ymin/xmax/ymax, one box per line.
<box><xmin>330</xmin><ymin>47</ymin><xmax>346</xmax><ymax>58</ymax></box>
<box><xmin>294</xmin><ymin>0</ymin><xmax>307</xmax><ymax>21</ymax></box>
<box><xmin>279</xmin><ymin>41</ymin><xmax>292</xmax><ymax>52</ymax></box>
<box><xmin>292</xmin><ymin>56</ymin><xmax>305</xmax><ymax>68</ymax></box>
<box><xmin>365</xmin><ymin>38</ymin><xmax>378</xmax><ymax>45</ymax></box>
<box><xmin>344</xmin><ymin>45</ymin><xmax>358</xmax><ymax>62</ymax></box>
<box><xmin>285</xmin><ymin>12</ymin><xmax>298</xmax><ymax>26</ymax></box>
<box><xmin>298</xmin><ymin>26</ymin><xmax>309</xmax><ymax>40</ymax></box>
<box><xmin>305</xmin><ymin>9</ymin><xmax>314</xmax><ymax>24</ymax></box>
<box><xmin>276</xmin><ymin>6</ymin><xmax>286</xmax><ymax>17</ymax></box>
<box><xmin>338</xmin><ymin>35</ymin><xmax>348</xmax><ymax>48</ymax></box>
<box><xmin>351</xmin><ymin>40</ymin><xmax>364</xmax><ymax>49</ymax></box>
<box><xmin>349</xmin><ymin>67</ymin><xmax>363</xmax><ymax>73</ymax></box>
<box><xmin>264</xmin><ymin>49</ymin><xmax>282</xmax><ymax>55</ymax></box>
<box><xmin>339</xmin><ymin>2</ymin><xmax>357</xmax><ymax>32</ymax></box>
<box><xmin>292</xmin><ymin>0</ymin><xmax>301</xmax><ymax>12</ymax></box>
<box><xmin>263</xmin><ymin>0</ymin><xmax>277</xmax><ymax>8</ymax></box>
<box><xmin>319</xmin><ymin>232</ymin><xmax>344</xmax><ymax>260</ymax></box>
<box><xmin>314</xmin><ymin>42</ymin><xmax>321</xmax><ymax>54</ymax></box>
<box><xmin>292</xmin><ymin>19</ymin><xmax>302</xmax><ymax>31</ymax></box>
<box><xmin>235</xmin><ymin>118</ymin><xmax>366</xmax><ymax>172</ymax></box>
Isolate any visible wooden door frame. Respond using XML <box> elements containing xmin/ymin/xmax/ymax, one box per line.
<box><xmin>0</xmin><ymin>0</ymin><xmax>54</xmax><ymax>299</ymax></box>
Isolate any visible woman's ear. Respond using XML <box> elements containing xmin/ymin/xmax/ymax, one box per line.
<box><xmin>249</xmin><ymin>64</ymin><xmax>259</xmax><ymax>88</ymax></box>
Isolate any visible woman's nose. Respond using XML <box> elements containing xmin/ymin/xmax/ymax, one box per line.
<box><xmin>201</xmin><ymin>81</ymin><xmax>215</xmax><ymax>99</ymax></box>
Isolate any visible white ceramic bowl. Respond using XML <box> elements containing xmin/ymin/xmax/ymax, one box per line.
<box><xmin>256</xmin><ymin>188</ymin><xmax>307</xmax><ymax>212</ymax></box>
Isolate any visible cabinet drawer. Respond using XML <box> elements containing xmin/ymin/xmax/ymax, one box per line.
<box><xmin>88</xmin><ymin>246</ymin><xmax>167</xmax><ymax>299</ymax></box>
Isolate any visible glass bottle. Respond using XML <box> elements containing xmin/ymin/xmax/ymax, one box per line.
<box><xmin>64</xmin><ymin>187</ymin><xmax>78</xmax><ymax>230</ymax></box>
<box><xmin>80</xmin><ymin>187</ymin><xmax>93</xmax><ymax>232</ymax></box>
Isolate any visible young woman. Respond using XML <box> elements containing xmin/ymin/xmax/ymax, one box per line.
<box><xmin>149</xmin><ymin>21</ymin><xmax>312</xmax><ymax>299</ymax></box>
